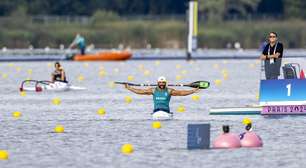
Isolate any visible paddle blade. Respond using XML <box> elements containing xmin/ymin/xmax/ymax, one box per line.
<box><xmin>189</xmin><ymin>81</ymin><xmax>210</xmax><ymax>89</ymax></box>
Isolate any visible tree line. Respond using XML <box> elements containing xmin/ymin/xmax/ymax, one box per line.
<box><xmin>0</xmin><ymin>0</ymin><xmax>305</xmax><ymax>19</ymax></box>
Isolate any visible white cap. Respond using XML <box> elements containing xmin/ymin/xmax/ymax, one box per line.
<box><xmin>157</xmin><ymin>76</ymin><xmax>167</xmax><ymax>82</ymax></box>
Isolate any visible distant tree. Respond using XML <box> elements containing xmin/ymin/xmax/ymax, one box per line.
<box><xmin>257</xmin><ymin>0</ymin><xmax>284</xmax><ymax>15</ymax></box>
<box><xmin>147</xmin><ymin>0</ymin><xmax>187</xmax><ymax>15</ymax></box>
<box><xmin>91</xmin><ymin>10</ymin><xmax>120</xmax><ymax>25</ymax></box>
<box><xmin>199</xmin><ymin>0</ymin><xmax>261</xmax><ymax>20</ymax></box>
<box><xmin>27</xmin><ymin>0</ymin><xmax>50</xmax><ymax>15</ymax></box>
<box><xmin>0</xmin><ymin>0</ymin><xmax>25</xmax><ymax>16</ymax></box>
<box><xmin>284</xmin><ymin>0</ymin><xmax>306</xmax><ymax>19</ymax></box>
<box><xmin>198</xmin><ymin>0</ymin><xmax>227</xmax><ymax>21</ymax></box>
<box><xmin>226</xmin><ymin>0</ymin><xmax>261</xmax><ymax>17</ymax></box>
<box><xmin>2</xmin><ymin>0</ymin><xmax>302</xmax><ymax>20</ymax></box>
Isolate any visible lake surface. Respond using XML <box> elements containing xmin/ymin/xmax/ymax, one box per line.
<box><xmin>0</xmin><ymin>58</ymin><xmax>306</xmax><ymax>168</ymax></box>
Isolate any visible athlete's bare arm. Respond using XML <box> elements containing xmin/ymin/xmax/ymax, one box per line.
<box><xmin>61</xmin><ymin>70</ymin><xmax>66</xmax><ymax>81</ymax></box>
<box><xmin>260</xmin><ymin>52</ymin><xmax>280</xmax><ymax>60</ymax></box>
<box><xmin>268</xmin><ymin>52</ymin><xmax>280</xmax><ymax>59</ymax></box>
<box><xmin>125</xmin><ymin>84</ymin><xmax>153</xmax><ymax>95</ymax></box>
<box><xmin>260</xmin><ymin>54</ymin><xmax>267</xmax><ymax>60</ymax></box>
<box><xmin>51</xmin><ymin>73</ymin><xmax>55</xmax><ymax>82</ymax></box>
<box><xmin>170</xmin><ymin>88</ymin><xmax>199</xmax><ymax>96</ymax></box>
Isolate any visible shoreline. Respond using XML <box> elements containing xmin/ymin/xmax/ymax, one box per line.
<box><xmin>0</xmin><ymin>48</ymin><xmax>306</xmax><ymax>61</ymax></box>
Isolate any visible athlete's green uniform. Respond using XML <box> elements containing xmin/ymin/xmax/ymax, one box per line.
<box><xmin>153</xmin><ymin>87</ymin><xmax>171</xmax><ymax>113</ymax></box>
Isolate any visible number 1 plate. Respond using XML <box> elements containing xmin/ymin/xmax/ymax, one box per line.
<box><xmin>259</xmin><ymin>79</ymin><xmax>306</xmax><ymax>105</ymax></box>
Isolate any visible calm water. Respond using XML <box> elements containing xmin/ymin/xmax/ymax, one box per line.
<box><xmin>0</xmin><ymin>59</ymin><xmax>306</xmax><ymax>168</ymax></box>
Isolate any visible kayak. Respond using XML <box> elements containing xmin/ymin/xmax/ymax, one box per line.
<box><xmin>73</xmin><ymin>51</ymin><xmax>132</xmax><ymax>61</ymax></box>
<box><xmin>20</xmin><ymin>80</ymin><xmax>86</xmax><ymax>92</ymax></box>
<box><xmin>152</xmin><ymin>111</ymin><xmax>173</xmax><ymax>120</ymax></box>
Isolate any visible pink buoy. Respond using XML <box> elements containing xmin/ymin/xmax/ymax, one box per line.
<box><xmin>213</xmin><ymin>133</ymin><xmax>241</xmax><ymax>149</ymax></box>
<box><xmin>240</xmin><ymin>131</ymin><xmax>263</xmax><ymax>147</ymax></box>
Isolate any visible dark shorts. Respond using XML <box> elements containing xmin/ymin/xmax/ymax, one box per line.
<box><xmin>264</xmin><ymin>59</ymin><xmax>281</xmax><ymax>80</ymax></box>
<box><xmin>80</xmin><ymin>47</ymin><xmax>85</xmax><ymax>55</ymax></box>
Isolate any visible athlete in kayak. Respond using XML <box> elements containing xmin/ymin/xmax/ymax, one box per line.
<box><xmin>69</xmin><ymin>33</ymin><xmax>86</xmax><ymax>55</ymax></box>
<box><xmin>51</xmin><ymin>62</ymin><xmax>68</xmax><ymax>83</ymax></box>
<box><xmin>124</xmin><ymin>76</ymin><xmax>199</xmax><ymax>115</ymax></box>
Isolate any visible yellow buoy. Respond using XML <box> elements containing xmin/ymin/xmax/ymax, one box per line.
<box><xmin>20</xmin><ymin>91</ymin><xmax>26</xmax><ymax>97</ymax></box>
<box><xmin>221</xmin><ymin>69</ymin><xmax>228</xmax><ymax>75</ymax></box>
<box><xmin>242</xmin><ymin>118</ymin><xmax>252</xmax><ymax>125</ymax></box>
<box><xmin>12</xmin><ymin>111</ymin><xmax>22</xmax><ymax>119</ymax></box>
<box><xmin>213</xmin><ymin>64</ymin><xmax>219</xmax><ymax>69</ymax></box>
<box><xmin>222</xmin><ymin>60</ymin><xmax>228</xmax><ymax>64</ymax></box>
<box><xmin>127</xmin><ymin>75</ymin><xmax>134</xmax><ymax>81</ymax></box>
<box><xmin>27</xmin><ymin>69</ymin><xmax>33</xmax><ymax>75</ymax></box>
<box><xmin>121</xmin><ymin>144</ymin><xmax>134</xmax><ymax>154</ymax></box>
<box><xmin>176</xmin><ymin>64</ymin><xmax>182</xmax><ymax>69</ymax></box>
<box><xmin>25</xmin><ymin>77</ymin><xmax>31</xmax><ymax>84</ymax></box>
<box><xmin>181</xmin><ymin>70</ymin><xmax>188</xmax><ymax>75</ymax></box>
<box><xmin>144</xmin><ymin>70</ymin><xmax>150</xmax><ymax>76</ymax></box>
<box><xmin>78</xmin><ymin>75</ymin><xmax>84</xmax><ymax>82</ymax></box>
<box><xmin>138</xmin><ymin>64</ymin><xmax>144</xmax><ymax>71</ymax></box>
<box><xmin>249</xmin><ymin>63</ymin><xmax>255</xmax><ymax>68</ymax></box>
<box><xmin>52</xmin><ymin>98</ymin><xmax>61</xmax><ymax>105</ymax></box>
<box><xmin>99</xmin><ymin>71</ymin><xmax>106</xmax><ymax>77</ymax></box>
<box><xmin>0</xmin><ymin>150</ymin><xmax>9</xmax><ymax>160</ymax></box>
<box><xmin>191</xmin><ymin>95</ymin><xmax>200</xmax><ymax>101</ymax></box>
<box><xmin>8</xmin><ymin>63</ymin><xmax>14</xmax><ymax>67</ymax></box>
<box><xmin>214</xmin><ymin>79</ymin><xmax>222</xmax><ymax>86</ymax></box>
<box><xmin>2</xmin><ymin>73</ymin><xmax>8</xmax><ymax>79</ymax></box>
<box><xmin>155</xmin><ymin>61</ymin><xmax>160</xmax><ymax>66</ymax></box>
<box><xmin>83</xmin><ymin>62</ymin><xmax>89</xmax><ymax>68</ymax></box>
<box><xmin>15</xmin><ymin>67</ymin><xmax>21</xmax><ymax>72</ymax></box>
<box><xmin>256</xmin><ymin>93</ymin><xmax>260</xmax><ymax>100</ymax></box>
<box><xmin>54</xmin><ymin>125</ymin><xmax>64</xmax><ymax>133</ymax></box>
<box><xmin>108</xmin><ymin>81</ymin><xmax>115</xmax><ymax>89</ymax></box>
<box><xmin>125</xmin><ymin>96</ymin><xmax>133</xmax><ymax>104</ymax></box>
<box><xmin>176</xmin><ymin>75</ymin><xmax>183</xmax><ymax>80</ymax></box>
<box><xmin>152</xmin><ymin>121</ymin><xmax>162</xmax><ymax>129</ymax></box>
<box><xmin>97</xmin><ymin>108</ymin><xmax>106</xmax><ymax>116</ymax></box>
<box><xmin>177</xmin><ymin>105</ymin><xmax>186</xmax><ymax>113</ymax></box>
<box><xmin>47</xmin><ymin>63</ymin><xmax>52</xmax><ymax>67</ymax></box>
<box><xmin>223</xmin><ymin>73</ymin><xmax>228</xmax><ymax>80</ymax></box>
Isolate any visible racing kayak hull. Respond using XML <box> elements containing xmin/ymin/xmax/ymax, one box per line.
<box><xmin>20</xmin><ymin>81</ymin><xmax>86</xmax><ymax>92</ymax></box>
<box><xmin>152</xmin><ymin>111</ymin><xmax>173</xmax><ymax>120</ymax></box>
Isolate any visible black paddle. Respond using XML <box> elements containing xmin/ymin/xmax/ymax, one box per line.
<box><xmin>115</xmin><ymin>81</ymin><xmax>210</xmax><ymax>89</ymax></box>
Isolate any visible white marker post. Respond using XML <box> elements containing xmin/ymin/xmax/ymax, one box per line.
<box><xmin>187</xmin><ymin>0</ymin><xmax>198</xmax><ymax>60</ymax></box>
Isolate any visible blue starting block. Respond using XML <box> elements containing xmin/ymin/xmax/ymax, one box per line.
<box><xmin>187</xmin><ymin>124</ymin><xmax>210</xmax><ymax>149</ymax></box>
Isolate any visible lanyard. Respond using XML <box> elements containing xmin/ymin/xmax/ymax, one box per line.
<box><xmin>268</xmin><ymin>42</ymin><xmax>278</xmax><ymax>56</ymax></box>
<box><xmin>268</xmin><ymin>42</ymin><xmax>278</xmax><ymax>64</ymax></box>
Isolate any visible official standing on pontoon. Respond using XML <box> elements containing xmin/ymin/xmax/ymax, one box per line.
<box><xmin>260</xmin><ymin>32</ymin><xmax>283</xmax><ymax>80</ymax></box>
<box><xmin>69</xmin><ymin>33</ymin><xmax>86</xmax><ymax>55</ymax></box>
